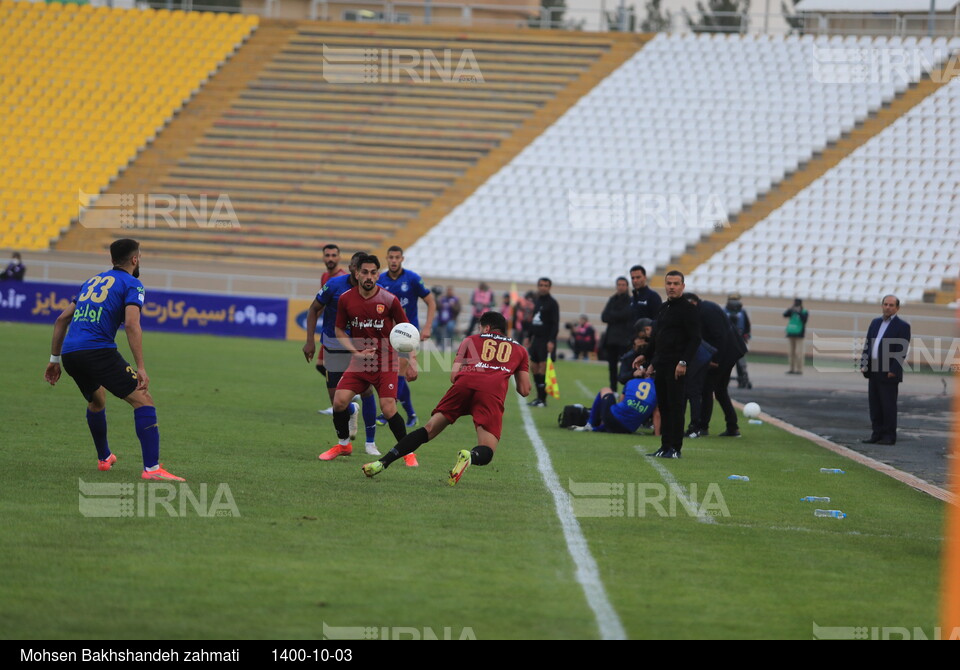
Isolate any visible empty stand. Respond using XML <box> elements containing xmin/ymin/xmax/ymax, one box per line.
<box><xmin>0</xmin><ymin>2</ymin><xmax>257</xmax><ymax>251</ymax></box>
<box><xmin>405</xmin><ymin>33</ymin><xmax>957</xmax><ymax>287</ymax></box>
<box><xmin>690</xmin><ymin>75</ymin><xmax>960</xmax><ymax>304</ymax></box>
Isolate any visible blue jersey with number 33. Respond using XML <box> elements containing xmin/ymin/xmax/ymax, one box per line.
<box><xmin>62</xmin><ymin>269</ymin><xmax>145</xmax><ymax>354</ymax></box>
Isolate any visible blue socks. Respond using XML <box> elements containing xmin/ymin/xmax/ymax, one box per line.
<box><xmin>86</xmin><ymin>408</ymin><xmax>110</xmax><ymax>461</ymax></box>
<box><xmin>397</xmin><ymin>377</ymin><xmax>415</xmax><ymax>418</ymax></box>
<box><xmin>134</xmin><ymin>406</ymin><xmax>160</xmax><ymax>469</ymax></box>
<box><xmin>588</xmin><ymin>392</ymin><xmax>603</xmax><ymax>428</ymax></box>
<box><xmin>362</xmin><ymin>394</ymin><xmax>377</xmax><ymax>443</ymax></box>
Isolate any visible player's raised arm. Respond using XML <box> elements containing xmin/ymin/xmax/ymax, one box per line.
<box><xmin>44</xmin><ymin>302</ymin><xmax>77</xmax><ymax>385</ymax></box>
<box><xmin>124</xmin><ymin>303</ymin><xmax>149</xmax><ymax>391</ymax></box>
<box><xmin>303</xmin><ymin>298</ymin><xmax>324</xmax><ymax>362</ymax></box>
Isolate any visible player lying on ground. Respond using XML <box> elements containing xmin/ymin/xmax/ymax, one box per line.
<box><xmin>362</xmin><ymin>311</ymin><xmax>531</xmax><ymax>486</ymax></box>
<box><xmin>43</xmin><ymin>239</ymin><xmax>184</xmax><ymax>481</ymax></box>
<box><xmin>572</xmin><ymin>377</ymin><xmax>660</xmax><ymax>435</ymax></box>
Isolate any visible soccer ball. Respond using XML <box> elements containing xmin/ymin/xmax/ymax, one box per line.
<box><xmin>389</xmin><ymin>322</ymin><xmax>420</xmax><ymax>353</ymax></box>
<box><xmin>742</xmin><ymin>402</ymin><xmax>761</xmax><ymax>419</ymax></box>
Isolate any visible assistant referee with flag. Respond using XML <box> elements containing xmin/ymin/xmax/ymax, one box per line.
<box><xmin>523</xmin><ymin>277</ymin><xmax>559</xmax><ymax>407</ymax></box>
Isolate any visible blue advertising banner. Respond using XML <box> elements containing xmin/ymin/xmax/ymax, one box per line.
<box><xmin>0</xmin><ymin>281</ymin><xmax>288</xmax><ymax>340</ymax></box>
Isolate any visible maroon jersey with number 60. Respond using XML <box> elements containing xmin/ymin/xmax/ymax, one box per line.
<box><xmin>453</xmin><ymin>333</ymin><xmax>529</xmax><ymax>403</ymax></box>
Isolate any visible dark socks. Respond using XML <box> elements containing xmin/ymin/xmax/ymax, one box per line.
<box><xmin>381</xmin><ymin>428</ymin><xmax>429</xmax><ymax>468</ymax></box>
<box><xmin>87</xmin><ymin>408</ymin><xmax>110</xmax><ymax>461</ymax></box>
<box><xmin>332</xmin><ymin>408</ymin><xmax>350</xmax><ymax>440</ymax></box>
<box><xmin>535</xmin><ymin>374</ymin><xmax>546</xmax><ymax>402</ymax></box>
<box><xmin>386</xmin><ymin>412</ymin><xmax>407</xmax><ymax>443</ymax></box>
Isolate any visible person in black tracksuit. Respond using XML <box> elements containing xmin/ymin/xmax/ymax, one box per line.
<box><xmin>642</xmin><ymin>271</ymin><xmax>700</xmax><ymax>458</ymax></box>
<box><xmin>601</xmin><ymin>276</ymin><xmax>634</xmax><ymax>392</ymax></box>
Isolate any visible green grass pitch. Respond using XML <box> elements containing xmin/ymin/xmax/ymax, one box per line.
<box><xmin>0</xmin><ymin>321</ymin><xmax>945</xmax><ymax>639</ymax></box>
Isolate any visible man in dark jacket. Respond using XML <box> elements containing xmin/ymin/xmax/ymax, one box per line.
<box><xmin>601</xmin><ymin>276</ymin><xmax>634</xmax><ymax>392</ymax></box>
<box><xmin>642</xmin><ymin>271</ymin><xmax>700</xmax><ymax>458</ymax></box>
<box><xmin>859</xmin><ymin>295</ymin><xmax>911</xmax><ymax>445</ymax></box>
<box><xmin>685</xmin><ymin>294</ymin><xmax>746</xmax><ymax>438</ymax></box>
<box><xmin>629</xmin><ymin>264</ymin><xmax>662</xmax><ymax>321</ymax></box>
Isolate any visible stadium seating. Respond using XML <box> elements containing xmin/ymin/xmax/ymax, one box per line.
<box><xmin>83</xmin><ymin>23</ymin><xmax>620</xmax><ymax>265</ymax></box>
<box><xmin>0</xmin><ymin>1</ymin><xmax>257</xmax><ymax>251</ymax></box>
<box><xmin>405</xmin><ymin>32</ymin><xmax>957</xmax><ymax>287</ymax></box>
<box><xmin>689</xmin><ymin>76</ymin><xmax>960</xmax><ymax>304</ymax></box>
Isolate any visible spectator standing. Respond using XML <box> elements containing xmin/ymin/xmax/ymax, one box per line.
<box><xmin>601</xmin><ymin>276</ymin><xmax>634</xmax><ymax>391</ymax></box>
<box><xmin>1</xmin><ymin>252</ymin><xmax>25</xmax><ymax>281</ymax></box>
<box><xmin>725</xmin><ymin>292</ymin><xmax>752</xmax><ymax>389</ymax></box>
<box><xmin>467</xmin><ymin>282</ymin><xmax>495</xmax><ymax>335</ymax></box>
<box><xmin>783</xmin><ymin>298</ymin><xmax>809</xmax><ymax>374</ymax></box>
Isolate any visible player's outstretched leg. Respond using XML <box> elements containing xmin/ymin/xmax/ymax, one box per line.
<box><xmin>448</xmin><ymin>445</ymin><xmax>494</xmax><ymax>486</ymax></box>
<box><xmin>380</xmin><ymin>399</ymin><xmax>415</xmax><ymax>466</ymax></box>
<box><xmin>362</xmin><ymin>427</ymin><xmax>429</xmax><ymax>477</ymax></box>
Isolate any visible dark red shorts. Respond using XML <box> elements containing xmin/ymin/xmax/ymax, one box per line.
<box><xmin>432</xmin><ymin>384</ymin><xmax>505</xmax><ymax>440</ymax></box>
<box><xmin>337</xmin><ymin>368</ymin><xmax>400</xmax><ymax>399</ymax></box>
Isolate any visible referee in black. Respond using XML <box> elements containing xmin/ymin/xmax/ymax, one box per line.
<box><xmin>642</xmin><ymin>270</ymin><xmax>701</xmax><ymax>458</ymax></box>
<box><xmin>524</xmin><ymin>277</ymin><xmax>559</xmax><ymax>407</ymax></box>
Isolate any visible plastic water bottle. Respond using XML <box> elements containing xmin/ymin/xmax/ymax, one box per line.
<box><xmin>814</xmin><ymin>509</ymin><xmax>846</xmax><ymax>519</ymax></box>
<box><xmin>727</xmin><ymin>475</ymin><xmax>750</xmax><ymax>482</ymax></box>
<box><xmin>748</xmin><ymin>419</ymin><xmax>763</xmax><ymax>425</ymax></box>
<box><xmin>800</xmin><ymin>496</ymin><xmax>831</xmax><ymax>503</ymax></box>
<box><xmin>820</xmin><ymin>468</ymin><xmax>845</xmax><ymax>474</ymax></box>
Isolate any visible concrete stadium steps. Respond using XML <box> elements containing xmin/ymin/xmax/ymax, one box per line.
<box><xmin>670</xmin><ymin>53</ymin><xmax>960</xmax><ymax>294</ymax></box>
<box><xmin>56</xmin><ymin>18</ymin><xmax>293</xmax><ymax>255</ymax></box>
<box><xmin>59</xmin><ymin>20</ymin><xmax>622</xmax><ymax>268</ymax></box>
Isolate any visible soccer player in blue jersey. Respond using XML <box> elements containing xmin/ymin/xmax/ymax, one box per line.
<box><xmin>376</xmin><ymin>246</ymin><xmax>435</xmax><ymax>432</ymax></box>
<box><xmin>573</xmin><ymin>377</ymin><xmax>659</xmax><ymax>435</ymax></box>
<box><xmin>43</xmin><ymin>239</ymin><xmax>184</xmax><ymax>481</ymax></box>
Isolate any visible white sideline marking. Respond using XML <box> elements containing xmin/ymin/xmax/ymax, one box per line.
<box><xmin>575</xmin><ymin>379</ymin><xmax>593</xmax><ymax>399</ymax></box>
<box><xmin>519</xmin><ymin>398</ymin><xmax>627</xmax><ymax>640</ymax></box>
<box><xmin>635</xmin><ymin>446</ymin><xmax>717</xmax><ymax>525</ymax></box>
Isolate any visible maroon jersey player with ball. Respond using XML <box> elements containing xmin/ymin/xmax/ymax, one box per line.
<box><xmin>362</xmin><ymin>311</ymin><xmax>530</xmax><ymax>486</ymax></box>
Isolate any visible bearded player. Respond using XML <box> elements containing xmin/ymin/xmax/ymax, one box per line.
<box><xmin>43</xmin><ymin>239</ymin><xmax>184</xmax><ymax>481</ymax></box>
<box><xmin>362</xmin><ymin>311</ymin><xmax>530</xmax><ymax>486</ymax></box>
<box><xmin>321</xmin><ymin>254</ymin><xmax>412</xmax><ymax>460</ymax></box>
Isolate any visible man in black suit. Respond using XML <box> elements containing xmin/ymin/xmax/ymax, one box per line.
<box><xmin>642</xmin><ymin>271</ymin><xmax>700</xmax><ymax>458</ymax></box>
<box><xmin>860</xmin><ymin>295</ymin><xmax>911</xmax><ymax>445</ymax></box>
